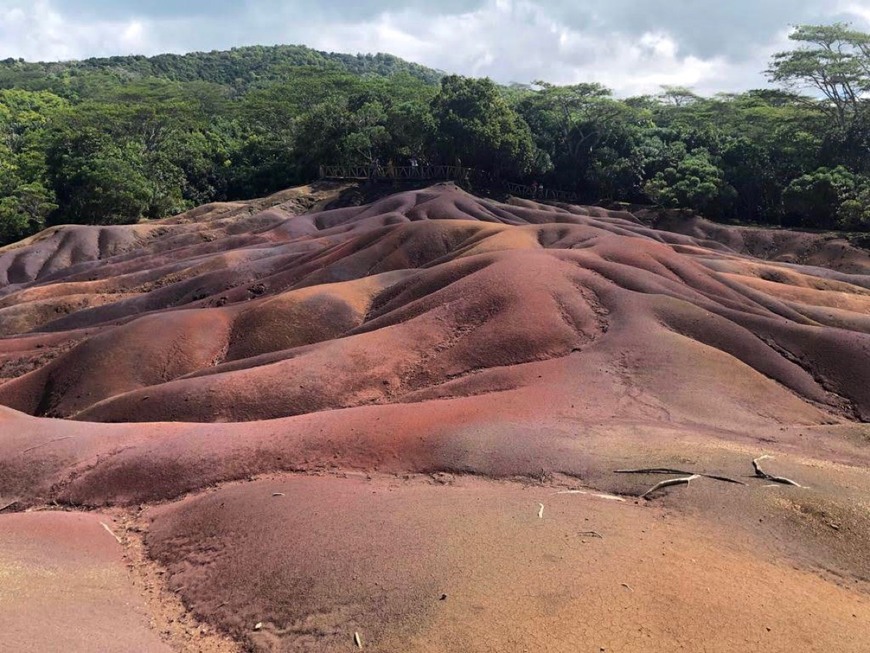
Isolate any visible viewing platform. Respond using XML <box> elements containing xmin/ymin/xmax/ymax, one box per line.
<box><xmin>319</xmin><ymin>164</ymin><xmax>582</xmax><ymax>203</ymax></box>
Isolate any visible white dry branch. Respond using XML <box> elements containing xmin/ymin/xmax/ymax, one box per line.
<box><xmin>752</xmin><ymin>456</ymin><xmax>803</xmax><ymax>487</ymax></box>
<box><xmin>554</xmin><ymin>489</ymin><xmax>626</xmax><ymax>502</ymax></box>
<box><xmin>17</xmin><ymin>436</ymin><xmax>73</xmax><ymax>456</ymax></box>
<box><xmin>99</xmin><ymin>521</ymin><xmax>123</xmax><ymax>544</ymax></box>
<box><xmin>616</xmin><ymin>468</ymin><xmax>746</xmax><ymax>485</ymax></box>
<box><xmin>640</xmin><ymin>474</ymin><xmax>701</xmax><ymax>499</ymax></box>
<box><xmin>0</xmin><ymin>499</ymin><xmax>19</xmax><ymax>513</ymax></box>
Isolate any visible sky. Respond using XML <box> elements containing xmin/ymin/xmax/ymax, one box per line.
<box><xmin>1</xmin><ymin>0</ymin><xmax>869</xmax><ymax>95</ymax></box>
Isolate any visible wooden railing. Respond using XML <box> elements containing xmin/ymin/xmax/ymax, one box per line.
<box><xmin>319</xmin><ymin>164</ymin><xmax>581</xmax><ymax>203</ymax></box>
<box><xmin>503</xmin><ymin>181</ymin><xmax>581</xmax><ymax>203</ymax></box>
<box><xmin>319</xmin><ymin>164</ymin><xmax>489</xmax><ymax>183</ymax></box>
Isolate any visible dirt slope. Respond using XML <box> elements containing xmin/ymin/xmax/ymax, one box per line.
<box><xmin>0</xmin><ymin>183</ymin><xmax>868</xmax><ymax>652</ymax></box>
<box><xmin>0</xmin><ymin>512</ymin><xmax>172</xmax><ymax>653</ymax></box>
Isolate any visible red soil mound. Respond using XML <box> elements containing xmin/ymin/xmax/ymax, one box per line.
<box><xmin>0</xmin><ymin>183</ymin><xmax>868</xmax><ymax>426</ymax></box>
<box><xmin>1</xmin><ymin>183</ymin><xmax>869</xmax><ymax>652</ymax></box>
<box><xmin>638</xmin><ymin>208</ymin><xmax>870</xmax><ymax>275</ymax></box>
<box><xmin>1</xmin><ymin>183</ymin><xmax>869</xmax><ymax>501</ymax></box>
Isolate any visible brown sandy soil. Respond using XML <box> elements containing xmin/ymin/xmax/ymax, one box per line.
<box><xmin>0</xmin><ymin>183</ymin><xmax>869</xmax><ymax>651</ymax></box>
<box><xmin>636</xmin><ymin>207</ymin><xmax>870</xmax><ymax>276</ymax></box>
<box><xmin>0</xmin><ymin>511</ymin><xmax>172</xmax><ymax>652</ymax></box>
<box><xmin>145</xmin><ymin>473</ymin><xmax>870</xmax><ymax>653</ymax></box>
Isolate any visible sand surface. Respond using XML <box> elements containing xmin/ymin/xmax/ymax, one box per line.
<box><xmin>1</xmin><ymin>183</ymin><xmax>868</xmax><ymax>651</ymax></box>
<box><xmin>0</xmin><ymin>511</ymin><xmax>172</xmax><ymax>653</ymax></box>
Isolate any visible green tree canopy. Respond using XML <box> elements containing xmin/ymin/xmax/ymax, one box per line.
<box><xmin>431</xmin><ymin>75</ymin><xmax>539</xmax><ymax>177</ymax></box>
<box><xmin>2</xmin><ymin>27</ymin><xmax>870</xmax><ymax>245</ymax></box>
<box><xmin>767</xmin><ymin>23</ymin><xmax>869</xmax><ymax>133</ymax></box>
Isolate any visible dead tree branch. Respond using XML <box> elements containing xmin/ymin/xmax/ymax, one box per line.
<box><xmin>752</xmin><ymin>456</ymin><xmax>802</xmax><ymax>487</ymax></box>
<box><xmin>641</xmin><ymin>474</ymin><xmax>701</xmax><ymax>499</ymax></box>
<box><xmin>617</xmin><ymin>468</ymin><xmax>746</xmax><ymax>485</ymax></box>
<box><xmin>0</xmin><ymin>500</ymin><xmax>20</xmax><ymax>513</ymax></box>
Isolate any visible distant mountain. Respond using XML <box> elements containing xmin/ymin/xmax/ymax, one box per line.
<box><xmin>0</xmin><ymin>44</ymin><xmax>445</xmax><ymax>95</ymax></box>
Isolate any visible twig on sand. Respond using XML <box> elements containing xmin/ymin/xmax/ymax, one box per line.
<box><xmin>99</xmin><ymin>521</ymin><xmax>123</xmax><ymax>544</ymax></box>
<box><xmin>617</xmin><ymin>469</ymin><xmax>746</xmax><ymax>485</ymax></box>
<box><xmin>579</xmin><ymin>531</ymin><xmax>603</xmax><ymax>538</ymax></box>
<box><xmin>538</xmin><ymin>503</ymin><xmax>545</xmax><ymax>519</ymax></box>
<box><xmin>641</xmin><ymin>474</ymin><xmax>701</xmax><ymax>499</ymax></box>
<box><xmin>554</xmin><ymin>489</ymin><xmax>626</xmax><ymax>502</ymax></box>
<box><xmin>617</xmin><ymin>468</ymin><xmax>695</xmax><ymax>475</ymax></box>
<box><xmin>621</xmin><ymin>583</ymin><xmax>634</xmax><ymax>592</ymax></box>
<box><xmin>0</xmin><ymin>500</ymin><xmax>20</xmax><ymax>513</ymax></box>
<box><xmin>18</xmin><ymin>436</ymin><xmax>73</xmax><ymax>456</ymax></box>
<box><xmin>752</xmin><ymin>456</ymin><xmax>803</xmax><ymax>488</ymax></box>
<box><xmin>699</xmin><ymin>473</ymin><xmax>747</xmax><ymax>485</ymax></box>
<box><xmin>354</xmin><ymin>631</ymin><xmax>363</xmax><ymax>649</ymax></box>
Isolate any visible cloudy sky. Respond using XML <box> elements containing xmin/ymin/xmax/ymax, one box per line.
<box><xmin>1</xmin><ymin>0</ymin><xmax>868</xmax><ymax>95</ymax></box>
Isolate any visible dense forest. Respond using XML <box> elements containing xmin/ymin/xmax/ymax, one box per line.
<box><xmin>1</xmin><ymin>25</ymin><xmax>869</xmax><ymax>246</ymax></box>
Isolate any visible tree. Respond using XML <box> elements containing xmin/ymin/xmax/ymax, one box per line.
<box><xmin>44</xmin><ymin>127</ymin><xmax>153</xmax><ymax>225</ymax></box>
<box><xmin>515</xmin><ymin>82</ymin><xmax>644</xmax><ymax>195</ymax></box>
<box><xmin>838</xmin><ymin>179</ymin><xmax>870</xmax><ymax>230</ymax></box>
<box><xmin>767</xmin><ymin>24</ymin><xmax>869</xmax><ymax>134</ymax></box>
<box><xmin>385</xmin><ymin>99</ymin><xmax>435</xmax><ymax>160</ymax></box>
<box><xmin>657</xmin><ymin>86</ymin><xmax>700</xmax><ymax>107</ymax></box>
<box><xmin>2</xmin><ymin>33</ymin><xmax>870</xmax><ymax>244</ymax></box>
<box><xmin>431</xmin><ymin>75</ymin><xmax>538</xmax><ymax>177</ymax></box>
<box><xmin>0</xmin><ymin>182</ymin><xmax>56</xmax><ymax>242</ymax></box>
<box><xmin>782</xmin><ymin>165</ymin><xmax>858</xmax><ymax>229</ymax></box>
<box><xmin>644</xmin><ymin>148</ymin><xmax>737</xmax><ymax>219</ymax></box>
<box><xmin>518</xmin><ymin>82</ymin><xmax>621</xmax><ymax>163</ymax></box>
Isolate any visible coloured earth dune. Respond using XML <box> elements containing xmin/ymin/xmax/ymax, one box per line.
<box><xmin>1</xmin><ymin>182</ymin><xmax>868</xmax><ymax>652</ymax></box>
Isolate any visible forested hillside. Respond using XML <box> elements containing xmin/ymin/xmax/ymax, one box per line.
<box><xmin>0</xmin><ymin>44</ymin><xmax>444</xmax><ymax>93</ymax></box>
<box><xmin>1</xmin><ymin>24</ymin><xmax>869</xmax><ymax>246</ymax></box>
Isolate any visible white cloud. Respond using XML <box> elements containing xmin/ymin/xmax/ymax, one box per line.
<box><xmin>841</xmin><ymin>1</ymin><xmax>870</xmax><ymax>23</ymax></box>
<box><xmin>305</xmin><ymin>0</ymin><xmax>758</xmax><ymax>95</ymax></box>
<box><xmin>0</xmin><ymin>0</ymin><xmax>868</xmax><ymax>95</ymax></box>
<box><xmin>0</xmin><ymin>0</ymin><xmax>154</xmax><ymax>61</ymax></box>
